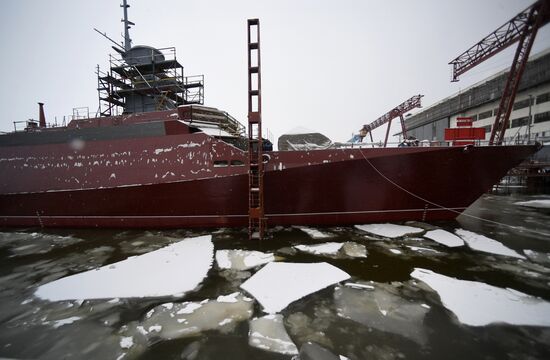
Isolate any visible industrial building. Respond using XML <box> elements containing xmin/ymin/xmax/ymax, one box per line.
<box><xmin>404</xmin><ymin>49</ymin><xmax>550</xmax><ymax>144</ymax></box>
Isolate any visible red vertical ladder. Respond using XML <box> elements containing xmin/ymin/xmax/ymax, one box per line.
<box><xmin>247</xmin><ymin>19</ymin><xmax>266</xmax><ymax>240</ymax></box>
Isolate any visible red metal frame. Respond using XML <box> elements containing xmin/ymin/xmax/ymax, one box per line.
<box><xmin>359</xmin><ymin>95</ymin><xmax>423</xmax><ymax>146</ymax></box>
<box><xmin>449</xmin><ymin>0</ymin><xmax>550</xmax><ymax>145</ymax></box>
<box><xmin>247</xmin><ymin>19</ymin><xmax>266</xmax><ymax>240</ymax></box>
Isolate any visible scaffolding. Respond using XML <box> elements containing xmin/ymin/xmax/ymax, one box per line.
<box><xmin>97</xmin><ymin>47</ymin><xmax>204</xmax><ymax>116</ymax></box>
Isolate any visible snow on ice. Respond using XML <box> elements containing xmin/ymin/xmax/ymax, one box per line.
<box><xmin>455</xmin><ymin>229</ymin><xmax>525</xmax><ymax>259</ymax></box>
<box><xmin>35</xmin><ymin>235</ymin><xmax>214</xmax><ymax>301</ymax></box>
<box><xmin>355</xmin><ymin>223</ymin><xmax>424</xmax><ymax>238</ymax></box>
<box><xmin>240</xmin><ymin>262</ymin><xmax>350</xmax><ymax>313</ymax></box>
<box><xmin>248</xmin><ymin>314</ymin><xmax>299</xmax><ymax>355</ymax></box>
<box><xmin>514</xmin><ymin>199</ymin><xmax>550</xmax><ymax>209</ymax></box>
<box><xmin>424</xmin><ymin>229</ymin><xmax>464</xmax><ymax>247</ymax></box>
<box><xmin>215</xmin><ymin>249</ymin><xmax>275</xmax><ymax>271</ymax></box>
<box><xmin>411</xmin><ymin>268</ymin><xmax>550</xmax><ymax>327</ymax></box>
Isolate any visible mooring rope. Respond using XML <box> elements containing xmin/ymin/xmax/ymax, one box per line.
<box><xmin>357</xmin><ymin>148</ymin><xmax>549</xmax><ymax>237</ymax></box>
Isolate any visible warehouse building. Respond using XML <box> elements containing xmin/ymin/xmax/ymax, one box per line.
<box><xmin>404</xmin><ymin>49</ymin><xmax>550</xmax><ymax>144</ymax></box>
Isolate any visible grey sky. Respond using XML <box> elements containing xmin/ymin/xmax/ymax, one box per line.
<box><xmin>1</xmin><ymin>0</ymin><xmax>549</xmax><ymax>145</ymax></box>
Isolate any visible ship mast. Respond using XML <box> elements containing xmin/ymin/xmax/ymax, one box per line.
<box><xmin>121</xmin><ymin>0</ymin><xmax>134</xmax><ymax>51</ymax></box>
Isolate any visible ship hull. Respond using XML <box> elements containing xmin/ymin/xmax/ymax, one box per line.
<box><xmin>0</xmin><ymin>144</ymin><xmax>538</xmax><ymax>228</ymax></box>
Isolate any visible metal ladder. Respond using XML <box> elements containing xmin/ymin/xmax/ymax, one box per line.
<box><xmin>247</xmin><ymin>19</ymin><xmax>266</xmax><ymax>240</ymax></box>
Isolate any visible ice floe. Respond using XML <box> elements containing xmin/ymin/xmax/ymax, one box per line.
<box><xmin>240</xmin><ymin>262</ymin><xmax>350</xmax><ymax>313</ymax></box>
<box><xmin>249</xmin><ymin>314</ymin><xmax>298</xmax><ymax>355</ymax></box>
<box><xmin>514</xmin><ymin>199</ymin><xmax>550</xmax><ymax>209</ymax></box>
<box><xmin>296</xmin><ymin>226</ymin><xmax>333</xmax><ymax>239</ymax></box>
<box><xmin>215</xmin><ymin>249</ymin><xmax>275</xmax><ymax>271</ymax></box>
<box><xmin>455</xmin><ymin>229</ymin><xmax>525</xmax><ymax>259</ymax></box>
<box><xmin>406</xmin><ymin>246</ymin><xmax>441</xmax><ymax>254</ymax></box>
<box><xmin>294</xmin><ymin>242</ymin><xmax>367</xmax><ymax>259</ymax></box>
<box><xmin>35</xmin><ymin>235</ymin><xmax>214</xmax><ymax>301</ymax></box>
<box><xmin>523</xmin><ymin>249</ymin><xmax>550</xmax><ymax>265</ymax></box>
<box><xmin>334</xmin><ymin>283</ymin><xmax>429</xmax><ymax>344</ymax></box>
<box><xmin>127</xmin><ymin>292</ymin><xmax>253</xmax><ymax>340</ymax></box>
<box><xmin>424</xmin><ymin>229</ymin><xmax>464</xmax><ymax>247</ymax></box>
<box><xmin>355</xmin><ymin>223</ymin><xmax>424</xmax><ymax>238</ymax></box>
<box><xmin>295</xmin><ymin>243</ymin><xmax>343</xmax><ymax>256</ymax></box>
<box><xmin>411</xmin><ymin>268</ymin><xmax>550</xmax><ymax>327</ymax></box>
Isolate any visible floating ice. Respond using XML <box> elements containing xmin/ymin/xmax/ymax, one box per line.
<box><xmin>294</xmin><ymin>242</ymin><xmax>367</xmax><ymax>259</ymax></box>
<box><xmin>406</xmin><ymin>245</ymin><xmax>441</xmax><ymax>254</ymax></box>
<box><xmin>295</xmin><ymin>243</ymin><xmax>343</xmax><ymax>256</ymax></box>
<box><xmin>215</xmin><ymin>249</ymin><xmax>275</xmax><ymax>271</ymax></box>
<box><xmin>355</xmin><ymin>223</ymin><xmax>423</xmax><ymax>238</ymax></box>
<box><xmin>51</xmin><ymin>316</ymin><xmax>81</xmax><ymax>328</ymax></box>
<box><xmin>424</xmin><ymin>229</ymin><xmax>464</xmax><ymax>247</ymax></box>
<box><xmin>296</xmin><ymin>226</ymin><xmax>333</xmax><ymax>239</ymax></box>
<box><xmin>240</xmin><ymin>262</ymin><xmax>350</xmax><ymax>313</ymax></box>
<box><xmin>130</xmin><ymin>292</ymin><xmax>253</xmax><ymax>340</ymax></box>
<box><xmin>119</xmin><ymin>336</ymin><xmax>133</xmax><ymax>349</ymax></box>
<box><xmin>35</xmin><ymin>235</ymin><xmax>214</xmax><ymax>300</ymax></box>
<box><xmin>341</xmin><ymin>242</ymin><xmax>368</xmax><ymax>258</ymax></box>
<box><xmin>514</xmin><ymin>199</ymin><xmax>550</xmax><ymax>209</ymax></box>
<box><xmin>248</xmin><ymin>314</ymin><xmax>298</xmax><ymax>355</ymax></box>
<box><xmin>334</xmin><ymin>283</ymin><xmax>429</xmax><ymax>344</ymax></box>
<box><xmin>389</xmin><ymin>249</ymin><xmax>402</xmax><ymax>255</ymax></box>
<box><xmin>523</xmin><ymin>249</ymin><xmax>550</xmax><ymax>265</ymax></box>
<box><xmin>455</xmin><ymin>229</ymin><xmax>525</xmax><ymax>259</ymax></box>
<box><xmin>411</xmin><ymin>268</ymin><xmax>550</xmax><ymax>327</ymax></box>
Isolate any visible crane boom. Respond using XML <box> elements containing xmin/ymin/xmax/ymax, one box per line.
<box><xmin>448</xmin><ymin>0</ymin><xmax>550</xmax><ymax>145</ymax></box>
<box><xmin>359</xmin><ymin>94</ymin><xmax>423</xmax><ymax>146</ymax></box>
<box><xmin>449</xmin><ymin>0</ymin><xmax>550</xmax><ymax>82</ymax></box>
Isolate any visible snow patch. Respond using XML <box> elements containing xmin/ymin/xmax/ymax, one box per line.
<box><xmin>455</xmin><ymin>229</ymin><xmax>525</xmax><ymax>259</ymax></box>
<box><xmin>355</xmin><ymin>223</ymin><xmax>424</xmax><ymax>238</ymax></box>
<box><xmin>411</xmin><ymin>268</ymin><xmax>550</xmax><ymax>327</ymax></box>
<box><xmin>35</xmin><ymin>235</ymin><xmax>214</xmax><ymax>300</ymax></box>
<box><xmin>240</xmin><ymin>262</ymin><xmax>350</xmax><ymax>313</ymax></box>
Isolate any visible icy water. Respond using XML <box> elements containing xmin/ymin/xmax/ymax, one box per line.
<box><xmin>1</xmin><ymin>193</ymin><xmax>550</xmax><ymax>360</ymax></box>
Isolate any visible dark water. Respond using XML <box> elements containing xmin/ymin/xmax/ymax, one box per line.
<box><xmin>1</xmin><ymin>193</ymin><xmax>550</xmax><ymax>360</ymax></box>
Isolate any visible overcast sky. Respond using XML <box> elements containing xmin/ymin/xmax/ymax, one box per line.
<box><xmin>1</xmin><ymin>0</ymin><xmax>549</xmax><ymax>145</ymax></box>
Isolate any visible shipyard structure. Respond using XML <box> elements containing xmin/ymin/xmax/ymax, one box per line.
<box><xmin>403</xmin><ymin>49</ymin><xmax>550</xmax><ymax>146</ymax></box>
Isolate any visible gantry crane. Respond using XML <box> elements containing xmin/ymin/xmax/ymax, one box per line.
<box><xmin>358</xmin><ymin>95</ymin><xmax>423</xmax><ymax>147</ymax></box>
<box><xmin>449</xmin><ymin>0</ymin><xmax>550</xmax><ymax>145</ymax></box>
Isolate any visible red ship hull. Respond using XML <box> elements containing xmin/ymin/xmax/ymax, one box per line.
<box><xmin>0</xmin><ymin>115</ymin><xmax>538</xmax><ymax>228</ymax></box>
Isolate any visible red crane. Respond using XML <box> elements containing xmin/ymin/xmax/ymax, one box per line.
<box><xmin>449</xmin><ymin>0</ymin><xmax>550</xmax><ymax>145</ymax></box>
<box><xmin>358</xmin><ymin>95</ymin><xmax>423</xmax><ymax>147</ymax></box>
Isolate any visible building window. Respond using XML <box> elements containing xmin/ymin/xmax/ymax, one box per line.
<box><xmin>478</xmin><ymin>110</ymin><xmax>492</xmax><ymax>120</ymax></box>
<box><xmin>469</xmin><ymin>114</ymin><xmax>478</xmax><ymax>121</ymax></box>
<box><xmin>483</xmin><ymin>125</ymin><xmax>492</xmax><ymax>133</ymax></box>
<box><xmin>537</xmin><ymin>92</ymin><xmax>550</xmax><ymax>104</ymax></box>
<box><xmin>493</xmin><ymin>108</ymin><xmax>499</xmax><ymax>116</ymax></box>
<box><xmin>534</xmin><ymin>111</ymin><xmax>550</xmax><ymax>124</ymax></box>
<box><xmin>513</xmin><ymin>99</ymin><xmax>531</xmax><ymax>110</ymax></box>
<box><xmin>511</xmin><ymin>116</ymin><xmax>530</xmax><ymax>128</ymax></box>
